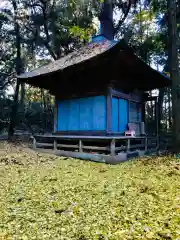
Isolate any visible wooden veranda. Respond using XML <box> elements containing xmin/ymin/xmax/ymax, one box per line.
<box><xmin>32</xmin><ymin>134</ymin><xmax>158</xmax><ymax>164</ymax></box>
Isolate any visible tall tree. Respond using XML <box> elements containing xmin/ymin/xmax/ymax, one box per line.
<box><xmin>168</xmin><ymin>0</ymin><xmax>180</xmax><ymax>151</ymax></box>
<box><xmin>8</xmin><ymin>0</ymin><xmax>22</xmax><ymax>137</ymax></box>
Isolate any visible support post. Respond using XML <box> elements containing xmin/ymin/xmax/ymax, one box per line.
<box><xmin>33</xmin><ymin>137</ymin><xmax>36</xmax><ymax>149</ymax></box>
<box><xmin>54</xmin><ymin>98</ymin><xmax>58</xmax><ymax>133</ymax></box>
<box><xmin>145</xmin><ymin>137</ymin><xmax>148</xmax><ymax>151</ymax></box>
<box><xmin>127</xmin><ymin>138</ymin><xmax>130</xmax><ymax>152</ymax></box>
<box><xmin>79</xmin><ymin>140</ymin><xmax>83</xmax><ymax>152</ymax></box>
<box><xmin>142</xmin><ymin>102</ymin><xmax>146</xmax><ymax>123</ymax></box>
<box><xmin>110</xmin><ymin>139</ymin><xmax>116</xmax><ymax>155</ymax></box>
<box><xmin>54</xmin><ymin>139</ymin><xmax>57</xmax><ymax>151</ymax></box>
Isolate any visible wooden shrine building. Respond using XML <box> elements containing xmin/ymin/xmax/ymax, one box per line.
<box><xmin>18</xmin><ymin>35</ymin><xmax>171</xmax><ymax>163</ymax></box>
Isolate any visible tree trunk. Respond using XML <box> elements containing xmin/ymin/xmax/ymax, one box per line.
<box><xmin>157</xmin><ymin>88</ymin><xmax>165</xmax><ymax>133</ymax></box>
<box><xmin>8</xmin><ymin>0</ymin><xmax>22</xmax><ymax>138</ymax></box>
<box><xmin>8</xmin><ymin>81</ymin><xmax>20</xmax><ymax>138</ymax></box>
<box><xmin>168</xmin><ymin>0</ymin><xmax>180</xmax><ymax>152</ymax></box>
<box><xmin>20</xmin><ymin>82</ymin><xmax>25</xmax><ymax>107</ymax></box>
<box><xmin>99</xmin><ymin>0</ymin><xmax>114</xmax><ymax>40</ymax></box>
<box><xmin>168</xmin><ymin>87</ymin><xmax>172</xmax><ymax>130</ymax></box>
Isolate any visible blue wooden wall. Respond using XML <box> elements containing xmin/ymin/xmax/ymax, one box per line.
<box><xmin>112</xmin><ymin>97</ymin><xmax>119</xmax><ymax>132</ymax></box>
<box><xmin>57</xmin><ymin>96</ymin><xmax>106</xmax><ymax>131</ymax></box>
<box><xmin>119</xmin><ymin>99</ymin><xmax>129</xmax><ymax>132</ymax></box>
<box><xmin>56</xmin><ymin>92</ymin><xmax>142</xmax><ymax>134</ymax></box>
<box><xmin>129</xmin><ymin>102</ymin><xmax>142</xmax><ymax>122</ymax></box>
<box><xmin>112</xmin><ymin>97</ymin><xmax>128</xmax><ymax>133</ymax></box>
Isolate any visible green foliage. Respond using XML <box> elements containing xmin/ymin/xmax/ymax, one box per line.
<box><xmin>0</xmin><ymin>87</ymin><xmax>54</xmax><ymax>134</ymax></box>
<box><xmin>69</xmin><ymin>25</ymin><xmax>95</xmax><ymax>42</ymax></box>
<box><xmin>0</xmin><ymin>146</ymin><xmax>180</xmax><ymax>239</ymax></box>
<box><xmin>134</xmin><ymin>9</ymin><xmax>154</xmax><ymax>23</ymax></box>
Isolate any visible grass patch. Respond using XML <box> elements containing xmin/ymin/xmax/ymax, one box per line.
<box><xmin>0</xmin><ymin>143</ymin><xmax>180</xmax><ymax>239</ymax></box>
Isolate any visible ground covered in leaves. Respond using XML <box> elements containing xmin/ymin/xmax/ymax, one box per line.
<box><xmin>0</xmin><ymin>142</ymin><xmax>180</xmax><ymax>240</ymax></box>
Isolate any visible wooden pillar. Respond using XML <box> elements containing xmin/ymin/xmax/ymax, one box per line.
<box><xmin>33</xmin><ymin>137</ymin><xmax>36</xmax><ymax>149</ymax></box>
<box><xmin>142</xmin><ymin>102</ymin><xmax>146</xmax><ymax>123</ymax></box>
<box><xmin>145</xmin><ymin>137</ymin><xmax>148</xmax><ymax>151</ymax></box>
<box><xmin>79</xmin><ymin>140</ymin><xmax>83</xmax><ymax>152</ymax></box>
<box><xmin>127</xmin><ymin>138</ymin><xmax>130</xmax><ymax>152</ymax></box>
<box><xmin>54</xmin><ymin>139</ymin><xmax>57</xmax><ymax>151</ymax></box>
<box><xmin>110</xmin><ymin>139</ymin><xmax>116</xmax><ymax>155</ymax></box>
<box><xmin>54</xmin><ymin>98</ymin><xmax>58</xmax><ymax>133</ymax></box>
